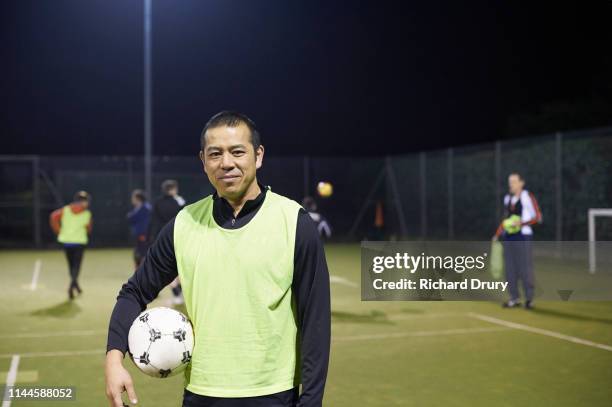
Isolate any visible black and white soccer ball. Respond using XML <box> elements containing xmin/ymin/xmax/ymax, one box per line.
<box><xmin>128</xmin><ymin>307</ymin><xmax>194</xmax><ymax>378</ymax></box>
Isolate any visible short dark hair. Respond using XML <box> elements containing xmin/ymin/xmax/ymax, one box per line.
<box><xmin>161</xmin><ymin>179</ymin><xmax>178</xmax><ymax>194</ymax></box>
<box><xmin>509</xmin><ymin>172</ymin><xmax>524</xmax><ymax>181</ymax></box>
<box><xmin>132</xmin><ymin>189</ymin><xmax>147</xmax><ymax>202</ymax></box>
<box><xmin>200</xmin><ymin>111</ymin><xmax>261</xmax><ymax>150</ymax></box>
<box><xmin>73</xmin><ymin>190</ymin><xmax>90</xmax><ymax>202</ymax></box>
<box><xmin>302</xmin><ymin>196</ymin><xmax>317</xmax><ymax>212</ymax></box>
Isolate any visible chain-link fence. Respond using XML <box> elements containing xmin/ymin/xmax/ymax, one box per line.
<box><xmin>1</xmin><ymin>127</ymin><xmax>612</xmax><ymax>248</ymax></box>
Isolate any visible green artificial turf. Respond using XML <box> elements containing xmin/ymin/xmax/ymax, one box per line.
<box><xmin>1</xmin><ymin>245</ymin><xmax>611</xmax><ymax>406</ymax></box>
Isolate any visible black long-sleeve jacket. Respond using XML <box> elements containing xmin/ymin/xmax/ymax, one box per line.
<box><xmin>107</xmin><ymin>186</ymin><xmax>331</xmax><ymax>406</ymax></box>
<box><xmin>147</xmin><ymin>194</ymin><xmax>184</xmax><ymax>242</ymax></box>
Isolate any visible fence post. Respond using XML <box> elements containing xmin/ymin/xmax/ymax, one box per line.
<box><xmin>33</xmin><ymin>156</ymin><xmax>41</xmax><ymax>248</ymax></box>
<box><xmin>303</xmin><ymin>156</ymin><xmax>310</xmax><ymax>198</ymax></box>
<box><xmin>386</xmin><ymin>156</ymin><xmax>408</xmax><ymax>238</ymax></box>
<box><xmin>447</xmin><ymin>148</ymin><xmax>454</xmax><ymax>240</ymax></box>
<box><xmin>348</xmin><ymin>164</ymin><xmax>386</xmax><ymax>238</ymax></box>
<box><xmin>555</xmin><ymin>132</ymin><xmax>563</xmax><ymax>254</ymax></box>
<box><xmin>127</xmin><ymin>156</ymin><xmax>134</xmax><ymax>193</ymax></box>
<box><xmin>420</xmin><ymin>152</ymin><xmax>427</xmax><ymax>239</ymax></box>
<box><xmin>495</xmin><ymin>141</ymin><xmax>502</xmax><ymax>222</ymax></box>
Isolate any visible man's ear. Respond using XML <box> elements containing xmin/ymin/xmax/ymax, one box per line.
<box><xmin>199</xmin><ymin>150</ymin><xmax>208</xmax><ymax>174</ymax></box>
<box><xmin>255</xmin><ymin>145</ymin><xmax>265</xmax><ymax>170</ymax></box>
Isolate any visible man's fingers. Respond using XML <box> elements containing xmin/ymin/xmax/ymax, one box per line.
<box><xmin>105</xmin><ymin>388</ymin><xmax>120</xmax><ymax>407</ymax></box>
<box><xmin>112</xmin><ymin>391</ymin><xmax>125</xmax><ymax>407</ymax></box>
<box><xmin>125</xmin><ymin>381</ymin><xmax>138</xmax><ymax>405</ymax></box>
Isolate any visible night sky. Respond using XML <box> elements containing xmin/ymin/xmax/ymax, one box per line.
<box><xmin>1</xmin><ymin>0</ymin><xmax>610</xmax><ymax>156</ymax></box>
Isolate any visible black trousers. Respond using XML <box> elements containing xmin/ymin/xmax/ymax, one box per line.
<box><xmin>63</xmin><ymin>245</ymin><xmax>85</xmax><ymax>286</ymax></box>
<box><xmin>182</xmin><ymin>388</ymin><xmax>299</xmax><ymax>407</ymax></box>
<box><xmin>133</xmin><ymin>238</ymin><xmax>148</xmax><ymax>267</ymax></box>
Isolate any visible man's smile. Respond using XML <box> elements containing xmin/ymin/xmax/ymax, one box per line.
<box><xmin>218</xmin><ymin>174</ymin><xmax>241</xmax><ymax>181</ymax></box>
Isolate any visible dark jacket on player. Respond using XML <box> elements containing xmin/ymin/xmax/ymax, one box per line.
<box><xmin>147</xmin><ymin>195</ymin><xmax>184</xmax><ymax>243</ymax></box>
<box><xmin>127</xmin><ymin>203</ymin><xmax>152</xmax><ymax>238</ymax></box>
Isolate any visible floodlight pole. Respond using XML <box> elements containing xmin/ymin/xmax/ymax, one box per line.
<box><xmin>144</xmin><ymin>0</ymin><xmax>153</xmax><ymax>199</ymax></box>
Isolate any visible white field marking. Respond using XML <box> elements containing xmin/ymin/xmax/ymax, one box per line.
<box><xmin>333</xmin><ymin>326</ymin><xmax>508</xmax><ymax>342</ymax></box>
<box><xmin>469</xmin><ymin>313</ymin><xmax>612</xmax><ymax>352</ymax></box>
<box><xmin>2</xmin><ymin>355</ymin><xmax>20</xmax><ymax>407</ymax></box>
<box><xmin>329</xmin><ymin>275</ymin><xmax>358</xmax><ymax>288</ymax></box>
<box><xmin>0</xmin><ymin>349</ymin><xmax>103</xmax><ymax>359</ymax></box>
<box><xmin>0</xmin><ymin>330</ymin><xmax>106</xmax><ymax>340</ymax></box>
<box><xmin>30</xmin><ymin>260</ymin><xmax>41</xmax><ymax>291</ymax></box>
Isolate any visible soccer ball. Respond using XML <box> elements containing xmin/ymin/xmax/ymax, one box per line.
<box><xmin>128</xmin><ymin>307</ymin><xmax>194</xmax><ymax>378</ymax></box>
<box><xmin>317</xmin><ymin>181</ymin><xmax>333</xmax><ymax>198</ymax></box>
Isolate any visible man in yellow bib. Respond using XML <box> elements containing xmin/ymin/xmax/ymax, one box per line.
<box><xmin>105</xmin><ymin>112</ymin><xmax>331</xmax><ymax>407</ymax></box>
<box><xmin>50</xmin><ymin>191</ymin><xmax>92</xmax><ymax>300</ymax></box>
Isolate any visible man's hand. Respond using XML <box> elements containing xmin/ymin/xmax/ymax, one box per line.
<box><xmin>491</xmin><ymin>235</ymin><xmax>499</xmax><ymax>242</ymax></box>
<box><xmin>105</xmin><ymin>349</ymin><xmax>138</xmax><ymax>407</ymax></box>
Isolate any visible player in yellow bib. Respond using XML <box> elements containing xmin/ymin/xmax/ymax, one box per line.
<box><xmin>49</xmin><ymin>191</ymin><xmax>92</xmax><ymax>300</ymax></box>
<box><xmin>105</xmin><ymin>112</ymin><xmax>331</xmax><ymax>407</ymax></box>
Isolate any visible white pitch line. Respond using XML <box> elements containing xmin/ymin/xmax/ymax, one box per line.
<box><xmin>333</xmin><ymin>326</ymin><xmax>508</xmax><ymax>342</ymax></box>
<box><xmin>469</xmin><ymin>312</ymin><xmax>612</xmax><ymax>352</ymax></box>
<box><xmin>2</xmin><ymin>355</ymin><xmax>20</xmax><ymax>407</ymax></box>
<box><xmin>0</xmin><ymin>330</ymin><xmax>106</xmax><ymax>340</ymax></box>
<box><xmin>30</xmin><ymin>259</ymin><xmax>41</xmax><ymax>291</ymax></box>
<box><xmin>330</xmin><ymin>275</ymin><xmax>358</xmax><ymax>288</ymax></box>
<box><xmin>0</xmin><ymin>349</ymin><xmax>103</xmax><ymax>359</ymax></box>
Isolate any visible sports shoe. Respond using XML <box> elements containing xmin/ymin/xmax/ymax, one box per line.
<box><xmin>524</xmin><ymin>300</ymin><xmax>534</xmax><ymax>310</ymax></box>
<box><xmin>502</xmin><ymin>299</ymin><xmax>521</xmax><ymax>308</ymax></box>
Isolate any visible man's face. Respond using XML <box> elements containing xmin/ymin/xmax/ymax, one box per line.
<box><xmin>131</xmin><ymin>195</ymin><xmax>140</xmax><ymax>207</ymax></box>
<box><xmin>80</xmin><ymin>200</ymin><xmax>90</xmax><ymax>210</ymax></box>
<box><xmin>200</xmin><ymin>123</ymin><xmax>264</xmax><ymax>200</ymax></box>
<box><xmin>508</xmin><ymin>174</ymin><xmax>524</xmax><ymax>195</ymax></box>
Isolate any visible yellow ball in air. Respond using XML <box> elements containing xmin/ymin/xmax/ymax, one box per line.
<box><xmin>317</xmin><ymin>182</ymin><xmax>333</xmax><ymax>198</ymax></box>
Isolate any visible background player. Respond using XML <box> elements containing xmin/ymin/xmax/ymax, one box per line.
<box><xmin>49</xmin><ymin>190</ymin><xmax>92</xmax><ymax>300</ymax></box>
<box><xmin>493</xmin><ymin>172</ymin><xmax>542</xmax><ymax>309</ymax></box>
<box><xmin>302</xmin><ymin>196</ymin><xmax>332</xmax><ymax>240</ymax></box>
<box><xmin>147</xmin><ymin>180</ymin><xmax>185</xmax><ymax>240</ymax></box>
<box><xmin>148</xmin><ymin>179</ymin><xmax>186</xmax><ymax>304</ymax></box>
<box><xmin>127</xmin><ymin>189</ymin><xmax>151</xmax><ymax>268</ymax></box>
